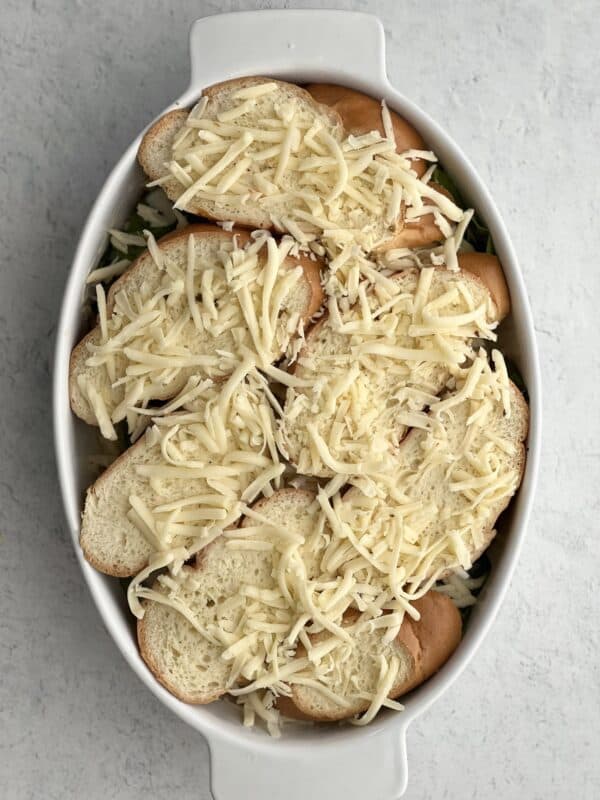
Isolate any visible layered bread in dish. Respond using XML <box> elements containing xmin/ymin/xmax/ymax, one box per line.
<box><xmin>71</xmin><ymin>77</ymin><xmax>528</xmax><ymax>735</ymax></box>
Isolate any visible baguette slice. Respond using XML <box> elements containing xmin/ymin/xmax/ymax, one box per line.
<box><xmin>80</xmin><ymin>371</ymin><xmax>284</xmax><ymax>578</ymax></box>
<box><xmin>137</xmin><ymin>489</ymin><xmax>461</xmax><ymax>715</ymax></box>
<box><xmin>70</xmin><ymin>224</ymin><xmax>323</xmax><ymax>429</ymax></box>
<box><xmin>138</xmin><ymin>77</ymin><xmax>344</xmax><ymax>229</ymax></box>
<box><xmin>335</xmin><ymin>378</ymin><xmax>529</xmax><ymax>587</ymax></box>
<box><xmin>138</xmin><ymin>489</ymin><xmax>318</xmax><ymax>704</ymax></box>
<box><xmin>277</xmin><ymin>593</ymin><xmax>461</xmax><ymax>722</ymax></box>
<box><xmin>138</xmin><ymin>77</ymin><xmax>447</xmax><ymax>253</ymax></box>
<box><xmin>281</xmin><ymin>257</ymin><xmax>508</xmax><ymax>478</ymax></box>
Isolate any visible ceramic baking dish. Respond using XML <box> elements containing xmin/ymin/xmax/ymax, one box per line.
<box><xmin>53</xmin><ymin>10</ymin><xmax>541</xmax><ymax>798</ymax></box>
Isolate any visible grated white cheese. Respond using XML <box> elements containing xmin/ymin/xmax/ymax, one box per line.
<box><xmin>80</xmin><ymin>228</ymin><xmax>313</xmax><ymax>437</ymax></box>
<box><xmin>148</xmin><ymin>80</ymin><xmax>476</xmax><ymax>288</ymax></box>
<box><xmin>281</xmin><ymin>268</ymin><xmax>498</xmax><ymax>477</ymax></box>
<box><xmin>86</xmin><ymin>82</ymin><xmax>520</xmax><ymax>740</ymax></box>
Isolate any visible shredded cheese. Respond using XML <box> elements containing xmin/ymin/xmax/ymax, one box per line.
<box><xmin>84</xmin><ymin>82</ymin><xmax>523</xmax><ymax>740</ymax></box>
<box><xmin>147</xmin><ymin>80</ymin><xmax>474</xmax><ymax>286</ymax></box>
<box><xmin>79</xmin><ymin>229</ymin><xmax>310</xmax><ymax>437</ymax></box>
<box><xmin>130</xmin><ymin>349</ymin><xmax>518</xmax><ymax>737</ymax></box>
<box><xmin>281</xmin><ymin>268</ymin><xmax>497</xmax><ymax>477</ymax></box>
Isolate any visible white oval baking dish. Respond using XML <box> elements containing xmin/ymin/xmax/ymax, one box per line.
<box><xmin>53</xmin><ymin>10</ymin><xmax>541</xmax><ymax>799</ymax></box>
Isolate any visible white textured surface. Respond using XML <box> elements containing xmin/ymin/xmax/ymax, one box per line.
<box><xmin>0</xmin><ymin>1</ymin><xmax>598</xmax><ymax>798</ymax></box>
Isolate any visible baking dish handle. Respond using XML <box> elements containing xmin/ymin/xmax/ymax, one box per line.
<box><xmin>187</xmin><ymin>10</ymin><xmax>387</xmax><ymax>92</ymax></box>
<box><xmin>209</xmin><ymin>724</ymin><xmax>409</xmax><ymax>800</ymax></box>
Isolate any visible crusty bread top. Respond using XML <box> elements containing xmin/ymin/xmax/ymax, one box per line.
<box><xmin>306</xmin><ymin>83</ymin><xmax>428</xmax><ymax>177</ymax></box>
<box><xmin>70</xmin><ymin>223</ymin><xmax>323</xmax><ymax>429</ymax></box>
<box><xmin>398</xmin><ymin>591</ymin><xmax>463</xmax><ymax>693</ymax></box>
<box><xmin>456</xmin><ymin>252</ymin><xmax>510</xmax><ymax>320</ymax></box>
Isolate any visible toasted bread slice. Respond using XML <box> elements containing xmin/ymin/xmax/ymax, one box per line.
<box><xmin>281</xmin><ymin>260</ymin><xmax>506</xmax><ymax>478</ymax></box>
<box><xmin>137</xmin><ymin>489</ymin><xmax>461</xmax><ymax>715</ymax></box>
<box><xmin>70</xmin><ymin>224</ymin><xmax>323</xmax><ymax>430</ymax></box>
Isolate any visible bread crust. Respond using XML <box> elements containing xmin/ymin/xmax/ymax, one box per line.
<box><xmin>79</xmin><ymin>435</ymin><xmax>151</xmax><ymax>577</ymax></box>
<box><xmin>136</xmin><ymin>108</ymin><xmax>188</xmax><ymax>211</ymax></box>
<box><xmin>457</xmin><ymin>252</ymin><xmax>511</xmax><ymax>320</ymax></box>
<box><xmin>387</xmin><ymin>182</ymin><xmax>453</xmax><ymax>250</ymax></box>
<box><xmin>305</xmin><ymin>83</ymin><xmax>428</xmax><ymax>177</ymax></box>
<box><xmin>393</xmin><ymin>592</ymin><xmax>462</xmax><ymax>695</ymax></box>
<box><xmin>305</xmin><ymin>83</ymin><xmax>437</xmax><ymax>254</ymax></box>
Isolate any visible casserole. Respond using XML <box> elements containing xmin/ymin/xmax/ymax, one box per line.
<box><xmin>53</xmin><ymin>10</ymin><xmax>541</xmax><ymax>798</ymax></box>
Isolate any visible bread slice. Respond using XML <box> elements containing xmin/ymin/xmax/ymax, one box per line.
<box><xmin>81</xmin><ymin>434</ymin><xmax>159</xmax><ymax>577</ymax></box>
<box><xmin>277</xmin><ymin>592</ymin><xmax>461</xmax><ymax>721</ymax></box>
<box><xmin>281</xmin><ymin>262</ymin><xmax>505</xmax><ymax>478</ymax></box>
<box><xmin>337</xmin><ymin>379</ymin><xmax>529</xmax><ymax>587</ymax></box>
<box><xmin>136</xmin><ymin>489</ymin><xmax>462</xmax><ymax>716</ymax></box>
<box><xmin>137</xmin><ymin>77</ymin><xmax>460</xmax><ymax>254</ymax></box>
<box><xmin>137</xmin><ymin>489</ymin><xmax>318</xmax><ymax>703</ymax></box>
<box><xmin>138</xmin><ymin>77</ymin><xmax>344</xmax><ymax>228</ymax></box>
<box><xmin>80</xmin><ymin>371</ymin><xmax>287</xmax><ymax>577</ymax></box>
<box><xmin>70</xmin><ymin>223</ymin><xmax>323</xmax><ymax>429</ymax></box>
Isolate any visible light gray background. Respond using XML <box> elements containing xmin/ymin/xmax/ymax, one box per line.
<box><xmin>1</xmin><ymin>1</ymin><xmax>598</xmax><ymax>798</ymax></box>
